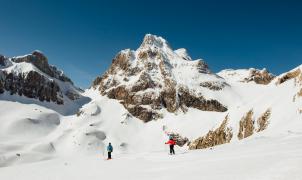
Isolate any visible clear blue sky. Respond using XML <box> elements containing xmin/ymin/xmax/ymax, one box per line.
<box><xmin>0</xmin><ymin>0</ymin><xmax>301</xmax><ymax>88</ymax></box>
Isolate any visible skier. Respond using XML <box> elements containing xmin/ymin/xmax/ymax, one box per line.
<box><xmin>165</xmin><ymin>137</ymin><xmax>176</xmax><ymax>155</ymax></box>
<box><xmin>107</xmin><ymin>142</ymin><xmax>113</xmax><ymax>160</ymax></box>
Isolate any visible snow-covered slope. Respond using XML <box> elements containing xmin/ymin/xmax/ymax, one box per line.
<box><xmin>1</xmin><ymin>132</ymin><xmax>301</xmax><ymax>180</ymax></box>
<box><xmin>0</xmin><ymin>35</ymin><xmax>301</xmax><ymax>180</ymax></box>
<box><xmin>218</xmin><ymin>68</ymin><xmax>275</xmax><ymax>84</ymax></box>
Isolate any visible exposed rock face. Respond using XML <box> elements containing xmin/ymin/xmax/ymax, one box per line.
<box><xmin>0</xmin><ymin>55</ymin><xmax>6</xmax><ymax>66</ymax></box>
<box><xmin>0</xmin><ymin>71</ymin><xmax>4</xmax><ymax>94</ymax></box>
<box><xmin>298</xmin><ymin>88</ymin><xmax>302</xmax><ymax>97</ymax></box>
<box><xmin>93</xmin><ymin>34</ymin><xmax>228</xmax><ymax>122</ymax></box>
<box><xmin>238</xmin><ymin>110</ymin><xmax>254</xmax><ymax>140</ymax></box>
<box><xmin>178</xmin><ymin>87</ymin><xmax>227</xmax><ymax>112</ymax></box>
<box><xmin>244</xmin><ymin>69</ymin><xmax>275</xmax><ymax>85</ymax></box>
<box><xmin>0</xmin><ymin>55</ymin><xmax>11</xmax><ymax>68</ymax></box>
<box><xmin>257</xmin><ymin>109</ymin><xmax>271</xmax><ymax>132</ymax></box>
<box><xmin>65</xmin><ymin>90</ymin><xmax>81</xmax><ymax>101</ymax></box>
<box><xmin>277</xmin><ymin>69</ymin><xmax>301</xmax><ymax>85</ymax></box>
<box><xmin>0</xmin><ymin>51</ymin><xmax>81</xmax><ymax>105</ymax></box>
<box><xmin>1</xmin><ymin>70</ymin><xmax>64</xmax><ymax>104</ymax></box>
<box><xmin>11</xmin><ymin>51</ymin><xmax>72</xmax><ymax>83</ymax></box>
<box><xmin>189</xmin><ymin>115</ymin><xmax>233</xmax><ymax>150</ymax></box>
<box><xmin>294</xmin><ymin>69</ymin><xmax>302</xmax><ymax>87</ymax></box>
<box><xmin>200</xmin><ymin>81</ymin><xmax>228</xmax><ymax>91</ymax></box>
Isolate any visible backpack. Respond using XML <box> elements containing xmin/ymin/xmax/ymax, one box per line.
<box><xmin>107</xmin><ymin>145</ymin><xmax>113</xmax><ymax>152</ymax></box>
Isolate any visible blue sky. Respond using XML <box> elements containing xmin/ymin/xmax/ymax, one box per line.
<box><xmin>0</xmin><ymin>0</ymin><xmax>301</xmax><ymax>88</ymax></box>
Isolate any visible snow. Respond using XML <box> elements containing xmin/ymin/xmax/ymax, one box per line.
<box><xmin>1</xmin><ymin>68</ymin><xmax>301</xmax><ymax>170</ymax></box>
<box><xmin>4</xmin><ymin>62</ymin><xmax>40</xmax><ymax>75</ymax></box>
<box><xmin>174</xmin><ymin>48</ymin><xmax>192</xmax><ymax>60</ymax></box>
<box><xmin>0</xmin><ymin>35</ymin><xmax>301</xmax><ymax>179</ymax></box>
<box><xmin>218</xmin><ymin>68</ymin><xmax>254</xmax><ymax>82</ymax></box>
<box><xmin>0</xmin><ymin>58</ymin><xmax>90</xmax><ymax>115</ymax></box>
<box><xmin>0</xmin><ymin>132</ymin><xmax>301</xmax><ymax>180</ymax></box>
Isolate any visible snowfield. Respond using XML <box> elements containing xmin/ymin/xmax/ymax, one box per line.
<box><xmin>1</xmin><ymin>68</ymin><xmax>302</xmax><ymax>179</ymax></box>
<box><xmin>0</xmin><ymin>35</ymin><xmax>302</xmax><ymax>179</ymax></box>
<box><xmin>0</xmin><ymin>132</ymin><xmax>301</xmax><ymax>180</ymax></box>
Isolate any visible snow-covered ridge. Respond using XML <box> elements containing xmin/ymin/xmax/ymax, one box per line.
<box><xmin>218</xmin><ymin>68</ymin><xmax>275</xmax><ymax>84</ymax></box>
<box><xmin>174</xmin><ymin>48</ymin><xmax>192</xmax><ymax>61</ymax></box>
<box><xmin>139</xmin><ymin>34</ymin><xmax>171</xmax><ymax>49</ymax></box>
<box><xmin>10</xmin><ymin>50</ymin><xmax>72</xmax><ymax>83</ymax></box>
<box><xmin>0</xmin><ymin>51</ymin><xmax>90</xmax><ymax>114</ymax></box>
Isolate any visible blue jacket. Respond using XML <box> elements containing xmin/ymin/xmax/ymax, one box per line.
<box><xmin>107</xmin><ymin>144</ymin><xmax>113</xmax><ymax>152</ymax></box>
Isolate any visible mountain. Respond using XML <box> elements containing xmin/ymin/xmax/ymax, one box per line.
<box><xmin>0</xmin><ymin>35</ymin><xmax>301</xmax><ymax>180</ymax></box>
<box><xmin>89</xmin><ymin>34</ymin><xmax>302</xmax><ymax>149</ymax></box>
<box><xmin>92</xmin><ymin>34</ymin><xmax>234</xmax><ymax>122</ymax></box>
<box><xmin>0</xmin><ymin>51</ymin><xmax>90</xmax><ymax>115</ymax></box>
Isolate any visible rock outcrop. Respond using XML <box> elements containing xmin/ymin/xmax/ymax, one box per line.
<box><xmin>0</xmin><ymin>55</ymin><xmax>6</xmax><ymax>67</ymax></box>
<box><xmin>277</xmin><ymin>68</ymin><xmax>301</xmax><ymax>85</ymax></box>
<box><xmin>244</xmin><ymin>68</ymin><xmax>275</xmax><ymax>85</ymax></box>
<box><xmin>0</xmin><ymin>71</ymin><xmax>4</xmax><ymax>94</ymax></box>
<box><xmin>0</xmin><ymin>55</ymin><xmax>11</xmax><ymax>68</ymax></box>
<box><xmin>298</xmin><ymin>88</ymin><xmax>302</xmax><ymax>98</ymax></box>
<box><xmin>238</xmin><ymin>110</ymin><xmax>254</xmax><ymax>140</ymax></box>
<box><xmin>189</xmin><ymin>115</ymin><xmax>233</xmax><ymax>149</ymax></box>
<box><xmin>199</xmin><ymin>81</ymin><xmax>228</xmax><ymax>91</ymax></box>
<box><xmin>93</xmin><ymin>34</ymin><xmax>228</xmax><ymax>122</ymax></box>
<box><xmin>257</xmin><ymin>109</ymin><xmax>271</xmax><ymax>132</ymax></box>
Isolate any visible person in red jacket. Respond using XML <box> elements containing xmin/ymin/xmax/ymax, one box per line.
<box><xmin>165</xmin><ymin>137</ymin><xmax>176</xmax><ymax>155</ymax></box>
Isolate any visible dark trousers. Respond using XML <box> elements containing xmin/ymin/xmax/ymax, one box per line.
<box><xmin>169</xmin><ymin>145</ymin><xmax>175</xmax><ymax>154</ymax></box>
<box><xmin>108</xmin><ymin>152</ymin><xmax>112</xmax><ymax>159</ymax></box>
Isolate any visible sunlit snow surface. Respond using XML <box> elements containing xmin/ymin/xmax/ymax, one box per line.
<box><xmin>0</xmin><ymin>133</ymin><xmax>301</xmax><ymax>180</ymax></box>
<box><xmin>0</xmin><ymin>62</ymin><xmax>302</xmax><ymax>179</ymax></box>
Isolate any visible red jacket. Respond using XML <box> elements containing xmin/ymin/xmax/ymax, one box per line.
<box><xmin>165</xmin><ymin>139</ymin><xmax>176</xmax><ymax>145</ymax></box>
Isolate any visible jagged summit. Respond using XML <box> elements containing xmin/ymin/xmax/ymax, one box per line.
<box><xmin>93</xmin><ymin>34</ymin><xmax>229</xmax><ymax>122</ymax></box>
<box><xmin>139</xmin><ymin>34</ymin><xmax>171</xmax><ymax>49</ymax></box>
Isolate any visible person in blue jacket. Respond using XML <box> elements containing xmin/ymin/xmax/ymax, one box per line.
<box><xmin>107</xmin><ymin>142</ymin><xmax>113</xmax><ymax>159</ymax></box>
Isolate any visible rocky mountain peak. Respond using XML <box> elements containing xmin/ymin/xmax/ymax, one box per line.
<box><xmin>139</xmin><ymin>34</ymin><xmax>171</xmax><ymax>50</ymax></box>
<box><xmin>32</xmin><ymin>50</ymin><xmax>48</xmax><ymax>63</ymax></box>
<box><xmin>93</xmin><ymin>34</ymin><xmax>228</xmax><ymax>122</ymax></box>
